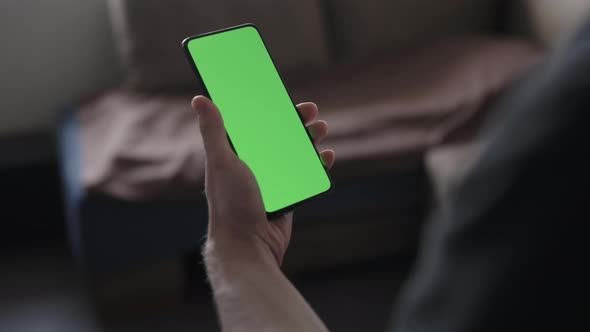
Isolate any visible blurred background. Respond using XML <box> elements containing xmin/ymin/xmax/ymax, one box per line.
<box><xmin>1</xmin><ymin>0</ymin><xmax>589</xmax><ymax>331</ymax></box>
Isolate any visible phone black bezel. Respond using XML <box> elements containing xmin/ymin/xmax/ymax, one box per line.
<box><xmin>181</xmin><ymin>23</ymin><xmax>334</xmax><ymax>219</ymax></box>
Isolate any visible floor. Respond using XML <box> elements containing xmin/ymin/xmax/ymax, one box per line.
<box><xmin>0</xmin><ymin>242</ymin><xmax>411</xmax><ymax>332</ymax></box>
<box><xmin>0</xmin><ymin>160</ymin><xmax>414</xmax><ymax>331</ymax></box>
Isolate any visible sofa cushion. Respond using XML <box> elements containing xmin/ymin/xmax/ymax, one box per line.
<box><xmin>325</xmin><ymin>0</ymin><xmax>499</xmax><ymax>59</ymax></box>
<box><xmin>78</xmin><ymin>36</ymin><xmax>541</xmax><ymax>200</ymax></box>
<box><xmin>291</xmin><ymin>37</ymin><xmax>541</xmax><ymax>176</ymax></box>
<box><xmin>107</xmin><ymin>0</ymin><xmax>330</xmax><ymax>92</ymax></box>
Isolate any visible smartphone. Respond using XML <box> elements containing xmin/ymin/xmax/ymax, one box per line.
<box><xmin>182</xmin><ymin>23</ymin><xmax>332</xmax><ymax>217</ymax></box>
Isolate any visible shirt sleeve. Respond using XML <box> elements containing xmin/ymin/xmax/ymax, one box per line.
<box><xmin>390</xmin><ymin>24</ymin><xmax>590</xmax><ymax>332</ymax></box>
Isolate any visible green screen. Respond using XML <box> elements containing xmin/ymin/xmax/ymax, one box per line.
<box><xmin>186</xmin><ymin>25</ymin><xmax>331</xmax><ymax>213</ymax></box>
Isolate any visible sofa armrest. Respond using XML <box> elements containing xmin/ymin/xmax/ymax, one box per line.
<box><xmin>511</xmin><ymin>0</ymin><xmax>590</xmax><ymax>49</ymax></box>
<box><xmin>56</xmin><ymin>105</ymin><xmax>85</xmax><ymax>266</ymax></box>
<box><xmin>425</xmin><ymin>140</ymin><xmax>483</xmax><ymax>207</ymax></box>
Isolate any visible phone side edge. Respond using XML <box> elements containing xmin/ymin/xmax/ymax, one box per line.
<box><xmin>181</xmin><ymin>37</ymin><xmax>211</xmax><ymax>99</ymax></box>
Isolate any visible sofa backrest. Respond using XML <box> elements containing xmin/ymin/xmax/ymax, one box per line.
<box><xmin>324</xmin><ymin>0</ymin><xmax>500</xmax><ymax>60</ymax></box>
<box><xmin>107</xmin><ymin>0</ymin><xmax>331</xmax><ymax>93</ymax></box>
<box><xmin>108</xmin><ymin>0</ymin><xmax>509</xmax><ymax>93</ymax></box>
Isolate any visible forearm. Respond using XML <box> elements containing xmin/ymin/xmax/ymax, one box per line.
<box><xmin>204</xmin><ymin>240</ymin><xmax>329</xmax><ymax>332</ymax></box>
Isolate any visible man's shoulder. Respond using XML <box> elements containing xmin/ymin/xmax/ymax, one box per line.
<box><xmin>481</xmin><ymin>21</ymin><xmax>590</xmax><ymax>167</ymax></box>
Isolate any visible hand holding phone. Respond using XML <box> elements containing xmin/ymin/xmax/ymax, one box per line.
<box><xmin>192</xmin><ymin>96</ymin><xmax>334</xmax><ymax>265</ymax></box>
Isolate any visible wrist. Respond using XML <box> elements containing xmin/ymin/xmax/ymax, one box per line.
<box><xmin>203</xmin><ymin>237</ymin><xmax>282</xmax><ymax>296</ymax></box>
<box><xmin>202</xmin><ymin>236</ymin><xmax>277</xmax><ymax>271</ymax></box>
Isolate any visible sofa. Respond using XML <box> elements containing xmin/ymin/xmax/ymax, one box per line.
<box><xmin>58</xmin><ymin>0</ymin><xmax>586</xmax><ymax>316</ymax></box>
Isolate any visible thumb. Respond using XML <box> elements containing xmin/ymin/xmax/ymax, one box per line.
<box><xmin>192</xmin><ymin>96</ymin><xmax>233</xmax><ymax>164</ymax></box>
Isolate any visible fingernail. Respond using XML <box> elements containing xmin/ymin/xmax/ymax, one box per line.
<box><xmin>192</xmin><ymin>97</ymin><xmax>206</xmax><ymax>115</ymax></box>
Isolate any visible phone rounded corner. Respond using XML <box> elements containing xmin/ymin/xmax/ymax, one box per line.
<box><xmin>320</xmin><ymin>167</ymin><xmax>335</xmax><ymax>193</ymax></box>
<box><xmin>325</xmin><ymin>178</ymin><xmax>335</xmax><ymax>194</ymax></box>
<box><xmin>265</xmin><ymin>208</ymin><xmax>284</xmax><ymax>221</ymax></box>
<box><xmin>319</xmin><ymin>179</ymin><xmax>334</xmax><ymax>199</ymax></box>
<box><xmin>241</xmin><ymin>23</ymin><xmax>260</xmax><ymax>34</ymax></box>
<box><xmin>181</xmin><ymin>36</ymin><xmax>195</xmax><ymax>49</ymax></box>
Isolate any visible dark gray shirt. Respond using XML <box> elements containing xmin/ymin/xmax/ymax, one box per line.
<box><xmin>392</xmin><ymin>22</ymin><xmax>590</xmax><ymax>331</ymax></box>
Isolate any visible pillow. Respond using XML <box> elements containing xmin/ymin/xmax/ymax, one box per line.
<box><xmin>324</xmin><ymin>0</ymin><xmax>499</xmax><ymax>59</ymax></box>
<box><xmin>107</xmin><ymin>0</ymin><xmax>331</xmax><ymax>92</ymax></box>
